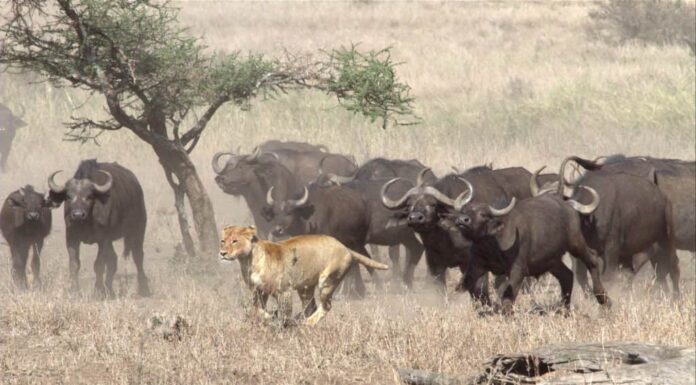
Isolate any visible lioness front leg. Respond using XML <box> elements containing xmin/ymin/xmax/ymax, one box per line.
<box><xmin>252</xmin><ymin>289</ymin><xmax>273</xmax><ymax>320</ymax></box>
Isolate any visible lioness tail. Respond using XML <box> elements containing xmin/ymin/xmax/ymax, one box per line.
<box><xmin>349</xmin><ymin>251</ymin><xmax>389</xmax><ymax>270</ymax></box>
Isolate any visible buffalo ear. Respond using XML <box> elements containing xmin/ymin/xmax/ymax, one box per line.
<box><xmin>298</xmin><ymin>204</ymin><xmax>314</xmax><ymax>219</ymax></box>
<box><xmin>486</xmin><ymin>218</ymin><xmax>505</xmax><ymax>235</ymax></box>
<box><xmin>260</xmin><ymin>206</ymin><xmax>274</xmax><ymax>221</ymax></box>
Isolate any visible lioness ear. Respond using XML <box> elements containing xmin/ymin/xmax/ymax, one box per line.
<box><xmin>251</xmin><ymin>235</ymin><xmax>258</xmax><ymax>243</ymax></box>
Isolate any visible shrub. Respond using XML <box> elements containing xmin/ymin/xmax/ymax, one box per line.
<box><xmin>587</xmin><ymin>0</ymin><xmax>696</xmax><ymax>49</ymax></box>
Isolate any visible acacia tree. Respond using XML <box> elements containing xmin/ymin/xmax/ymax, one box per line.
<box><xmin>0</xmin><ymin>0</ymin><xmax>418</xmax><ymax>256</ymax></box>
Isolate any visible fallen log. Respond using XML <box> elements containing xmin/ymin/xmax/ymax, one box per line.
<box><xmin>395</xmin><ymin>341</ymin><xmax>695</xmax><ymax>385</ymax></box>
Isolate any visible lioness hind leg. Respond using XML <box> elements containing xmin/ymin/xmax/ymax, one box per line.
<box><xmin>307</xmin><ymin>264</ymin><xmax>348</xmax><ymax>326</ymax></box>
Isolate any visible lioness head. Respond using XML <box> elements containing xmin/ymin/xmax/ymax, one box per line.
<box><xmin>219</xmin><ymin>225</ymin><xmax>257</xmax><ymax>261</ymax></box>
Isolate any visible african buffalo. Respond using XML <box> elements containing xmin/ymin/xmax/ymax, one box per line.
<box><xmin>263</xmin><ymin>178</ymin><xmax>387</xmax><ymax>298</ymax></box>
<box><xmin>0</xmin><ymin>103</ymin><xmax>26</xmax><ymax>172</ymax></box>
<box><xmin>212</xmin><ymin>142</ymin><xmax>357</xmax><ymax>238</ymax></box>
<box><xmin>447</xmin><ymin>176</ymin><xmax>610</xmax><ymax>314</ymax></box>
<box><xmin>556</xmin><ymin>156</ymin><xmax>680</xmax><ymax>296</ymax></box>
<box><xmin>48</xmin><ymin>160</ymin><xmax>150</xmax><ymax>298</ymax></box>
<box><xmin>381</xmin><ymin>165</ymin><xmax>557</xmax><ymax>298</ymax></box>
<box><xmin>0</xmin><ymin>185</ymin><xmax>52</xmax><ymax>289</ymax></box>
<box><xmin>315</xmin><ymin>157</ymin><xmax>436</xmax><ymax>288</ymax></box>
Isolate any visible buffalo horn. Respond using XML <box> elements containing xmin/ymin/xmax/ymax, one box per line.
<box><xmin>212</xmin><ymin>151</ymin><xmax>235</xmax><ymax>174</ymax></box>
<box><xmin>567</xmin><ymin>186</ymin><xmax>600</xmax><ymax>215</ymax></box>
<box><xmin>381</xmin><ymin>178</ymin><xmax>413</xmax><ymax>209</ymax></box>
<box><xmin>289</xmin><ymin>187</ymin><xmax>309</xmax><ymax>208</ymax></box>
<box><xmin>489</xmin><ymin>197</ymin><xmax>517</xmax><ymax>217</ymax></box>
<box><xmin>48</xmin><ymin>171</ymin><xmax>66</xmax><ymax>193</ymax></box>
<box><xmin>93</xmin><ymin>171</ymin><xmax>113</xmax><ymax>194</ymax></box>
<box><xmin>422</xmin><ymin>186</ymin><xmax>456</xmax><ymax>208</ymax></box>
<box><xmin>452</xmin><ymin>177</ymin><xmax>474</xmax><ymax>211</ymax></box>
<box><xmin>416</xmin><ymin>168</ymin><xmax>431</xmax><ymax>187</ymax></box>
<box><xmin>266</xmin><ymin>186</ymin><xmax>275</xmax><ymax>206</ymax></box>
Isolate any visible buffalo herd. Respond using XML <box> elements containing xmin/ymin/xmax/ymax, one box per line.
<box><xmin>1</xmin><ymin>137</ymin><xmax>694</xmax><ymax>314</ymax></box>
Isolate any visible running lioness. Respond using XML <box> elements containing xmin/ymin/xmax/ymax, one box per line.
<box><xmin>219</xmin><ymin>225</ymin><xmax>389</xmax><ymax>326</ymax></box>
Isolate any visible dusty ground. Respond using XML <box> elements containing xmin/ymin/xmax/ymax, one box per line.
<box><xmin>0</xmin><ymin>1</ymin><xmax>694</xmax><ymax>384</ymax></box>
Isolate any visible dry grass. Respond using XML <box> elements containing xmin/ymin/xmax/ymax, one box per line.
<box><xmin>0</xmin><ymin>2</ymin><xmax>694</xmax><ymax>384</ymax></box>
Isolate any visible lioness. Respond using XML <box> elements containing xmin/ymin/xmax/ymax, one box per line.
<box><xmin>219</xmin><ymin>225</ymin><xmax>389</xmax><ymax>325</ymax></box>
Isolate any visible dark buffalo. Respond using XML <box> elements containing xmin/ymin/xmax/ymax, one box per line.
<box><xmin>0</xmin><ymin>103</ymin><xmax>26</xmax><ymax>172</ymax></box>
<box><xmin>263</xmin><ymin>179</ymin><xmax>386</xmax><ymax>298</ymax></box>
<box><xmin>447</xmin><ymin>177</ymin><xmax>610</xmax><ymax>314</ymax></box>
<box><xmin>47</xmin><ymin>160</ymin><xmax>150</xmax><ymax>298</ymax></box>
<box><xmin>556</xmin><ymin>156</ymin><xmax>680</xmax><ymax>296</ymax></box>
<box><xmin>253</xmin><ymin>139</ymin><xmax>329</xmax><ymax>153</ymax></box>
<box><xmin>381</xmin><ymin>165</ymin><xmax>556</xmax><ymax>298</ymax></box>
<box><xmin>583</xmin><ymin>155</ymin><xmax>695</xmax><ymax>252</ymax></box>
<box><xmin>212</xmin><ymin>142</ymin><xmax>357</xmax><ymax>238</ymax></box>
<box><xmin>0</xmin><ymin>185</ymin><xmax>51</xmax><ymax>289</ymax></box>
<box><xmin>315</xmin><ymin>157</ymin><xmax>436</xmax><ymax>288</ymax></box>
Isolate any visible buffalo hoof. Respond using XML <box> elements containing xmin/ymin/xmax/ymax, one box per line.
<box><xmin>138</xmin><ymin>282</ymin><xmax>152</xmax><ymax>297</ymax></box>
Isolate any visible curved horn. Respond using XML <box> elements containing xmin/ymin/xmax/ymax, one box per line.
<box><xmin>489</xmin><ymin>197</ymin><xmax>516</xmax><ymax>217</ymax></box>
<box><xmin>212</xmin><ymin>151</ymin><xmax>235</xmax><ymax>174</ymax></box>
<box><xmin>530</xmin><ymin>166</ymin><xmax>545</xmax><ymax>197</ymax></box>
<box><xmin>92</xmin><ymin>171</ymin><xmax>113</xmax><ymax>194</ymax></box>
<box><xmin>592</xmin><ymin>156</ymin><xmax>607</xmax><ymax>165</ymax></box>
<box><xmin>558</xmin><ymin>156</ymin><xmax>579</xmax><ymax>198</ymax></box>
<box><xmin>319</xmin><ymin>154</ymin><xmax>356</xmax><ymax>185</ymax></box>
<box><xmin>266</xmin><ymin>186</ymin><xmax>275</xmax><ymax>206</ymax></box>
<box><xmin>567</xmin><ymin>186</ymin><xmax>599</xmax><ymax>215</ymax></box>
<box><xmin>422</xmin><ymin>186</ymin><xmax>456</xmax><ymax>208</ymax></box>
<box><xmin>249</xmin><ymin>147</ymin><xmax>279</xmax><ymax>163</ymax></box>
<box><xmin>381</xmin><ymin>178</ymin><xmax>413</xmax><ymax>209</ymax></box>
<box><xmin>453</xmin><ymin>177</ymin><xmax>474</xmax><ymax>211</ymax></box>
<box><xmin>48</xmin><ymin>170</ymin><xmax>66</xmax><ymax>193</ymax></box>
<box><xmin>416</xmin><ymin>168</ymin><xmax>431</xmax><ymax>187</ymax></box>
<box><xmin>451</xmin><ymin>166</ymin><xmax>463</xmax><ymax>174</ymax></box>
<box><xmin>289</xmin><ymin>187</ymin><xmax>309</xmax><ymax>208</ymax></box>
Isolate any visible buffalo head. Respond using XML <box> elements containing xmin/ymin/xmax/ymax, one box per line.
<box><xmin>381</xmin><ymin>168</ymin><xmax>460</xmax><ymax>230</ymax></box>
<box><xmin>47</xmin><ymin>170</ymin><xmax>113</xmax><ymax>222</ymax></box>
<box><xmin>0</xmin><ymin>103</ymin><xmax>26</xmax><ymax>133</ymax></box>
<box><xmin>212</xmin><ymin>147</ymin><xmax>278</xmax><ymax>194</ymax></box>
<box><xmin>5</xmin><ymin>185</ymin><xmax>52</xmax><ymax>227</ymax></box>
<box><xmin>262</xmin><ymin>185</ymin><xmax>311</xmax><ymax>238</ymax></box>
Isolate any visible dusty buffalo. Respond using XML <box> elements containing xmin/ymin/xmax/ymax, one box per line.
<box><xmin>381</xmin><ymin>165</ymin><xmax>555</xmax><ymax>299</ymax></box>
<box><xmin>263</xmin><ymin>180</ymin><xmax>385</xmax><ymax>298</ymax></box>
<box><xmin>0</xmin><ymin>185</ymin><xmax>51</xmax><ymax>289</ymax></box>
<box><xmin>48</xmin><ymin>160</ymin><xmax>150</xmax><ymax>298</ymax></box>
<box><xmin>0</xmin><ymin>103</ymin><xmax>26</xmax><ymax>172</ymax></box>
<box><xmin>557</xmin><ymin>156</ymin><xmax>680</xmax><ymax>296</ymax></box>
<box><xmin>448</xmin><ymin>176</ymin><xmax>610</xmax><ymax>314</ymax></box>
<box><xmin>213</xmin><ymin>142</ymin><xmax>357</xmax><ymax>237</ymax></box>
<box><xmin>316</xmin><ymin>157</ymin><xmax>435</xmax><ymax>288</ymax></box>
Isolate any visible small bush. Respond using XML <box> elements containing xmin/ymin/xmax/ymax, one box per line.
<box><xmin>587</xmin><ymin>0</ymin><xmax>696</xmax><ymax>49</ymax></box>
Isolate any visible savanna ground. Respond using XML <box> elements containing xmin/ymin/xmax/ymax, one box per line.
<box><xmin>0</xmin><ymin>2</ymin><xmax>695</xmax><ymax>384</ymax></box>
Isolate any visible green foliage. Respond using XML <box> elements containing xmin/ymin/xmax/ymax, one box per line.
<box><xmin>587</xmin><ymin>0</ymin><xmax>696</xmax><ymax>48</ymax></box>
<box><xmin>0</xmin><ymin>0</ymin><xmax>418</xmax><ymax>147</ymax></box>
<box><xmin>323</xmin><ymin>46</ymin><xmax>419</xmax><ymax>129</ymax></box>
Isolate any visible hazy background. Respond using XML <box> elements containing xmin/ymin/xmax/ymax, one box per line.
<box><xmin>0</xmin><ymin>2</ymin><xmax>694</xmax><ymax>384</ymax></box>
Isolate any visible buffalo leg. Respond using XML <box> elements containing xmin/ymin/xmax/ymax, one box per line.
<box><xmin>402</xmin><ymin>237</ymin><xmax>423</xmax><ymax>290</ymax></box>
<box><xmin>571</xmin><ymin>246</ymin><xmax>610</xmax><ymax>307</ymax></box>
<box><xmin>573</xmin><ymin>258</ymin><xmax>591</xmax><ymax>294</ymax></box>
<box><xmin>30</xmin><ymin>241</ymin><xmax>43</xmax><ymax>289</ymax></box>
<box><xmin>354</xmin><ymin>244</ymin><xmax>384</xmax><ymax>293</ymax></box>
<box><xmin>387</xmin><ymin>245</ymin><xmax>401</xmax><ymax>284</ymax></box>
<box><xmin>339</xmin><ymin>265</ymin><xmax>366</xmax><ymax>299</ymax></box>
<box><xmin>102</xmin><ymin>242</ymin><xmax>118</xmax><ymax>299</ymax></box>
<box><xmin>425</xmin><ymin>252</ymin><xmax>447</xmax><ymax>295</ymax></box>
<box><xmin>66</xmin><ymin>236</ymin><xmax>81</xmax><ymax>292</ymax></box>
<box><xmin>500</xmin><ymin>265</ymin><xmax>524</xmax><ymax>316</ymax></box>
<box><xmin>130</xmin><ymin>240</ymin><xmax>150</xmax><ymax>297</ymax></box>
<box><xmin>657</xmin><ymin>202</ymin><xmax>681</xmax><ymax>298</ymax></box>
<box><xmin>549</xmin><ymin>263</ymin><xmax>574</xmax><ymax>310</ymax></box>
<box><xmin>463</xmin><ymin>264</ymin><xmax>490</xmax><ymax>307</ymax></box>
<box><xmin>94</xmin><ymin>244</ymin><xmax>107</xmax><ymax>298</ymax></box>
<box><xmin>10</xmin><ymin>242</ymin><xmax>30</xmax><ymax>290</ymax></box>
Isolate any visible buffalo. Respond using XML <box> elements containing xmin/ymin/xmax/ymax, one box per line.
<box><xmin>555</xmin><ymin>156</ymin><xmax>680</xmax><ymax>296</ymax></box>
<box><xmin>212</xmin><ymin>142</ymin><xmax>357</xmax><ymax>238</ymax></box>
<box><xmin>447</xmin><ymin>176</ymin><xmax>610</xmax><ymax>314</ymax></box>
<box><xmin>381</xmin><ymin>165</ymin><xmax>557</xmax><ymax>299</ymax></box>
<box><xmin>315</xmin><ymin>157</ymin><xmax>436</xmax><ymax>289</ymax></box>
<box><xmin>48</xmin><ymin>160</ymin><xmax>150</xmax><ymax>298</ymax></box>
<box><xmin>0</xmin><ymin>103</ymin><xmax>26</xmax><ymax>172</ymax></box>
<box><xmin>0</xmin><ymin>185</ymin><xmax>52</xmax><ymax>289</ymax></box>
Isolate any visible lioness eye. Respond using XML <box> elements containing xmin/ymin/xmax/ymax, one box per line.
<box><xmin>232</xmin><ymin>239</ymin><xmax>238</xmax><ymax>244</ymax></box>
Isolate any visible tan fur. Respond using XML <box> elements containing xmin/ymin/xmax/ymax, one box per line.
<box><xmin>219</xmin><ymin>225</ymin><xmax>388</xmax><ymax>325</ymax></box>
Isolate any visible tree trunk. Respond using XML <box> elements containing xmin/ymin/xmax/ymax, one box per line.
<box><xmin>154</xmin><ymin>143</ymin><xmax>218</xmax><ymax>258</ymax></box>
